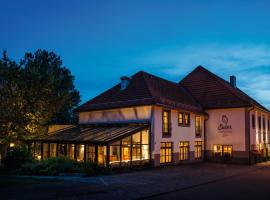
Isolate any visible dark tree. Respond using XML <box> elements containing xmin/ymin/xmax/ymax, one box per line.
<box><xmin>0</xmin><ymin>50</ymin><xmax>80</xmax><ymax>144</ymax></box>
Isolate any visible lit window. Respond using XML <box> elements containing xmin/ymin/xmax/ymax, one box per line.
<box><xmin>179</xmin><ymin>141</ymin><xmax>189</xmax><ymax>161</ymax></box>
<box><xmin>223</xmin><ymin>145</ymin><xmax>232</xmax><ymax>157</ymax></box>
<box><xmin>160</xmin><ymin>142</ymin><xmax>173</xmax><ymax>164</ymax></box>
<box><xmin>195</xmin><ymin>116</ymin><xmax>202</xmax><ymax>137</ymax></box>
<box><xmin>98</xmin><ymin>145</ymin><xmax>107</xmax><ymax>165</ymax></box>
<box><xmin>194</xmin><ymin>141</ymin><xmax>203</xmax><ymax>159</ymax></box>
<box><xmin>162</xmin><ymin>110</ymin><xmax>171</xmax><ymax>135</ymax></box>
<box><xmin>87</xmin><ymin>145</ymin><xmax>95</xmax><ymax>162</ymax></box>
<box><xmin>43</xmin><ymin>143</ymin><xmax>49</xmax><ymax>159</ymax></box>
<box><xmin>76</xmin><ymin>144</ymin><xmax>85</xmax><ymax>161</ymax></box>
<box><xmin>213</xmin><ymin>145</ymin><xmax>232</xmax><ymax>158</ymax></box>
<box><xmin>178</xmin><ymin>112</ymin><xmax>184</xmax><ymax>125</ymax></box>
<box><xmin>122</xmin><ymin>136</ymin><xmax>131</xmax><ymax>162</ymax></box>
<box><xmin>184</xmin><ymin>113</ymin><xmax>190</xmax><ymax>126</ymax></box>
<box><xmin>213</xmin><ymin>145</ymin><xmax>223</xmax><ymax>157</ymax></box>
<box><xmin>178</xmin><ymin>112</ymin><xmax>190</xmax><ymax>127</ymax></box>
<box><xmin>49</xmin><ymin>143</ymin><xmax>57</xmax><ymax>157</ymax></box>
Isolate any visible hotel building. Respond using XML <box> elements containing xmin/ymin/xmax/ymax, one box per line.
<box><xmin>31</xmin><ymin>66</ymin><xmax>270</xmax><ymax>167</ymax></box>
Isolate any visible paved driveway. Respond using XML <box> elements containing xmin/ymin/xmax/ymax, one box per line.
<box><xmin>1</xmin><ymin>162</ymin><xmax>270</xmax><ymax>200</ymax></box>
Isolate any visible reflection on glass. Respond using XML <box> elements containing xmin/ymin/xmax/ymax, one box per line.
<box><xmin>142</xmin><ymin>145</ymin><xmax>149</xmax><ymax>160</ymax></box>
<box><xmin>50</xmin><ymin>143</ymin><xmax>57</xmax><ymax>157</ymax></box>
<box><xmin>142</xmin><ymin>130</ymin><xmax>149</xmax><ymax>144</ymax></box>
<box><xmin>122</xmin><ymin>136</ymin><xmax>131</xmax><ymax>162</ymax></box>
<box><xmin>43</xmin><ymin>143</ymin><xmax>49</xmax><ymax>159</ymax></box>
<box><xmin>110</xmin><ymin>145</ymin><xmax>120</xmax><ymax>163</ymax></box>
<box><xmin>58</xmin><ymin>144</ymin><xmax>66</xmax><ymax>156</ymax></box>
<box><xmin>98</xmin><ymin>145</ymin><xmax>107</xmax><ymax>165</ymax></box>
<box><xmin>67</xmin><ymin>144</ymin><xmax>75</xmax><ymax>160</ymax></box>
<box><xmin>35</xmin><ymin>142</ymin><xmax>41</xmax><ymax>160</ymax></box>
<box><xmin>87</xmin><ymin>145</ymin><xmax>95</xmax><ymax>162</ymax></box>
<box><xmin>76</xmin><ymin>144</ymin><xmax>85</xmax><ymax>161</ymax></box>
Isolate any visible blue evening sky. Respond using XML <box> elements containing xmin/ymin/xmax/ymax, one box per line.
<box><xmin>1</xmin><ymin>0</ymin><xmax>270</xmax><ymax>108</ymax></box>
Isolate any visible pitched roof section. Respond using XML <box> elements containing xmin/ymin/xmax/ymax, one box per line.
<box><xmin>180</xmin><ymin>66</ymin><xmax>269</xmax><ymax>112</ymax></box>
<box><xmin>32</xmin><ymin>124</ymin><xmax>149</xmax><ymax>143</ymax></box>
<box><xmin>75</xmin><ymin>71</ymin><xmax>204</xmax><ymax>113</ymax></box>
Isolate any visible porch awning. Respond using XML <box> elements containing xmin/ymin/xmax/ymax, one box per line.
<box><xmin>31</xmin><ymin>124</ymin><xmax>149</xmax><ymax>144</ymax></box>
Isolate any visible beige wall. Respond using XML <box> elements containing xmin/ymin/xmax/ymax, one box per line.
<box><xmin>205</xmin><ymin>108</ymin><xmax>246</xmax><ymax>152</ymax></box>
<box><xmin>152</xmin><ymin>106</ymin><xmax>204</xmax><ymax>165</ymax></box>
<box><xmin>78</xmin><ymin>106</ymin><xmax>152</xmax><ymax>124</ymax></box>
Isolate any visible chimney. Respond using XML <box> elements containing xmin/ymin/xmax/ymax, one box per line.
<box><xmin>230</xmin><ymin>75</ymin><xmax>236</xmax><ymax>87</ymax></box>
<box><xmin>120</xmin><ymin>76</ymin><xmax>131</xmax><ymax>90</ymax></box>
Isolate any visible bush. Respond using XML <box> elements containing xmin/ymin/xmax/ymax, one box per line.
<box><xmin>83</xmin><ymin>162</ymin><xmax>111</xmax><ymax>176</ymax></box>
<box><xmin>20</xmin><ymin>157</ymin><xmax>111</xmax><ymax>176</ymax></box>
<box><xmin>2</xmin><ymin>146</ymin><xmax>32</xmax><ymax>170</ymax></box>
<box><xmin>20</xmin><ymin>156</ymin><xmax>77</xmax><ymax>175</ymax></box>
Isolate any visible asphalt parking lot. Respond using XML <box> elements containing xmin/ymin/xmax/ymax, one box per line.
<box><xmin>1</xmin><ymin>162</ymin><xmax>270</xmax><ymax>200</ymax></box>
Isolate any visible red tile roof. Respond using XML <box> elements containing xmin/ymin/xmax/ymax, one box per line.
<box><xmin>180</xmin><ymin>66</ymin><xmax>269</xmax><ymax>112</ymax></box>
<box><xmin>75</xmin><ymin>71</ymin><xmax>204</xmax><ymax>113</ymax></box>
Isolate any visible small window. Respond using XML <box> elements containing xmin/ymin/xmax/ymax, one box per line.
<box><xmin>184</xmin><ymin>113</ymin><xmax>190</xmax><ymax>126</ymax></box>
<box><xmin>178</xmin><ymin>112</ymin><xmax>190</xmax><ymax>126</ymax></box>
<box><xmin>223</xmin><ymin>145</ymin><xmax>233</xmax><ymax>157</ymax></box>
<box><xmin>178</xmin><ymin>112</ymin><xmax>184</xmax><ymax>125</ymax></box>
<box><xmin>213</xmin><ymin>145</ymin><xmax>223</xmax><ymax>157</ymax></box>
<box><xmin>268</xmin><ymin>119</ymin><xmax>270</xmax><ymax>131</ymax></box>
<box><xmin>162</xmin><ymin>110</ymin><xmax>171</xmax><ymax>135</ymax></box>
<box><xmin>251</xmin><ymin>114</ymin><xmax>255</xmax><ymax>129</ymax></box>
<box><xmin>160</xmin><ymin>142</ymin><xmax>173</xmax><ymax>164</ymax></box>
<box><xmin>179</xmin><ymin>141</ymin><xmax>189</xmax><ymax>161</ymax></box>
<box><xmin>213</xmin><ymin>144</ymin><xmax>232</xmax><ymax>158</ymax></box>
<box><xmin>195</xmin><ymin>116</ymin><xmax>202</xmax><ymax>137</ymax></box>
<box><xmin>87</xmin><ymin>145</ymin><xmax>95</xmax><ymax>162</ymax></box>
<box><xmin>194</xmin><ymin>141</ymin><xmax>203</xmax><ymax>159</ymax></box>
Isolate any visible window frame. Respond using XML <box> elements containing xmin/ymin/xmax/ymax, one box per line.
<box><xmin>178</xmin><ymin>112</ymin><xmax>190</xmax><ymax>127</ymax></box>
<box><xmin>179</xmin><ymin>141</ymin><xmax>189</xmax><ymax>161</ymax></box>
<box><xmin>194</xmin><ymin>141</ymin><xmax>203</xmax><ymax>159</ymax></box>
<box><xmin>178</xmin><ymin>112</ymin><xmax>184</xmax><ymax>126</ymax></box>
<box><xmin>195</xmin><ymin>115</ymin><xmax>202</xmax><ymax>137</ymax></box>
<box><xmin>162</xmin><ymin>110</ymin><xmax>171</xmax><ymax>136</ymax></box>
<box><xmin>160</xmin><ymin>142</ymin><xmax>173</xmax><ymax>164</ymax></box>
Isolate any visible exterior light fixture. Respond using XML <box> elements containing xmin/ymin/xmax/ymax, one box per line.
<box><xmin>9</xmin><ymin>143</ymin><xmax>15</xmax><ymax>147</ymax></box>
